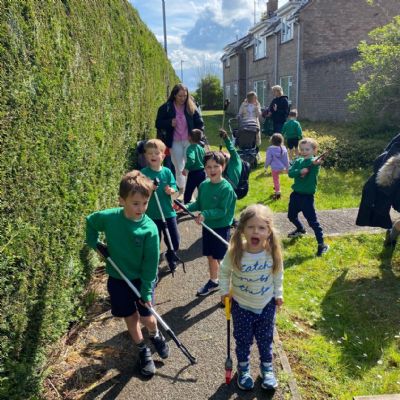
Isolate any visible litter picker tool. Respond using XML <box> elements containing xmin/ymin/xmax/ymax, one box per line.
<box><xmin>173</xmin><ymin>199</ymin><xmax>229</xmax><ymax>247</ymax></box>
<box><xmin>153</xmin><ymin>178</ymin><xmax>186</xmax><ymax>276</ymax></box>
<box><xmin>302</xmin><ymin>149</ymin><xmax>332</xmax><ymax>176</ymax></box>
<box><xmin>221</xmin><ymin>99</ymin><xmax>231</xmax><ymax>133</ymax></box>
<box><xmin>96</xmin><ymin>243</ymin><xmax>197</xmax><ymax>365</ymax></box>
<box><xmin>224</xmin><ymin>296</ymin><xmax>233</xmax><ymax>384</ymax></box>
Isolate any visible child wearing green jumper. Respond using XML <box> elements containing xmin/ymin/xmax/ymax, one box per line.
<box><xmin>187</xmin><ymin>151</ymin><xmax>237</xmax><ymax>296</ymax></box>
<box><xmin>282</xmin><ymin>109</ymin><xmax>302</xmax><ymax>161</ymax></box>
<box><xmin>86</xmin><ymin>170</ymin><xmax>169</xmax><ymax>377</ymax></box>
<box><xmin>182</xmin><ymin>129</ymin><xmax>206</xmax><ymax>204</ymax></box>
<box><xmin>141</xmin><ymin>139</ymin><xmax>180</xmax><ymax>267</ymax></box>
<box><xmin>287</xmin><ymin>138</ymin><xmax>329</xmax><ymax>256</ymax></box>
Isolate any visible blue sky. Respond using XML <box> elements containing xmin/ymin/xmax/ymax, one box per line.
<box><xmin>129</xmin><ymin>0</ymin><xmax>288</xmax><ymax>91</ymax></box>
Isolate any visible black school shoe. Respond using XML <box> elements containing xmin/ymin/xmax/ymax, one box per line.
<box><xmin>287</xmin><ymin>228</ymin><xmax>306</xmax><ymax>238</ymax></box>
<box><xmin>150</xmin><ymin>332</ymin><xmax>170</xmax><ymax>359</ymax></box>
<box><xmin>138</xmin><ymin>345</ymin><xmax>156</xmax><ymax>376</ymax></box>
<box><xmin>316</xmin><ymin>243</ymin><xmax>329</xmax><ymax>257</ymax></box>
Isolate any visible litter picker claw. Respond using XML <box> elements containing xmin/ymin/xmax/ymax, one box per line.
<box><xmin>96</xmin><ymin>243</ymin><xmax>197</xmax><ymax>365</ymax></box>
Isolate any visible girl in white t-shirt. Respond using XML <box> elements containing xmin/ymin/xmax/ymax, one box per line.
<box><xmin>219</xmin><ymin>204</ymin><xmax>283</xmax><ymax>391</ymax></box>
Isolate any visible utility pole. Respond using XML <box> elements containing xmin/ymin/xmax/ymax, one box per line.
<box><xmin>180</xmin><ymin>59</ymin><xmax>184</xmax><ymax>83</ymax></box>
<box><xmin>254</xmin><ymin>0</ymin><xmax>256</xmax><ymax>24</ymax></box>
<box><xmin>162</xmin><ymin>0</ymin><xmax>167</xmax><ymax>55</ymax></box>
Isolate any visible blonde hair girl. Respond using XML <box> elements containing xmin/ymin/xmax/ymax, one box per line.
<box><xmin>219</xmin><ymin>204</ymin><xmax>283</xmax><ymax>391</ymax></box>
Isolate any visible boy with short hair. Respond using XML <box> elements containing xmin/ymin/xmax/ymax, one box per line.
<box><xmin>282</xmin><ymin>109</ymin><xmax>303</xmax><ymax>161</ymax></box>
<box><xmin>141</xmin><ymin>139</ymin><xmax>180</xmax><ymax>270</ymax></box>
<box><xmin>86</xmin><ymin>170</ymin><xmax>169</xmax><ymax>377</ymax></box>
<box><xmin>287</xmin><ymin>138</ymin><xmax>329</xmax><ymax>257</ymax></box>
<box><xmin>182</xmin><ymin>129</ymin><xmax>206</xmax><ymax>204</ymax></box>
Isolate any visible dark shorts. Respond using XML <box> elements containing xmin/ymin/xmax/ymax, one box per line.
<box><xmin>287</xmin><ymin>138</ymin><xmax>299</xmax><ymax>149</ymax></box>
<box><xmin>107</xmin><ymin>276</ymin><xmax>152</xmax><ymax>318</ymax></box>
<box><xmin>202</xmin><ymin>226</ymin><xmax>230</xmax><ymax>260</ymax></box>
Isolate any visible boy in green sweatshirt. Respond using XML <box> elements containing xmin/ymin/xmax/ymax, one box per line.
<box><xmin>86</xmin><ymin>170</ymin><xmax>169</xmax><ymax>377</ymax></box>
<box><xmin>287</xmin><ymin>138</ymin><xmax>329</xmax><ymax>256</ymax></box>
<box><xmin>182</xmin><ymin>129</ymin><xmax>206</xmax><ymax>204</ymax></box>
<box><xmin>187</xmin><ymin>151</ymin><xmax>237</xmax><ymax>296</ymax></box>
<box><xmin>282</xmin><ymin>109</ymin><xmax>302</xmax><ymax>161</ymax></box>
<box><xmin>141</xmin><ymin>139</ymin><xmax>180</xmax><ymax>271</ymax></box>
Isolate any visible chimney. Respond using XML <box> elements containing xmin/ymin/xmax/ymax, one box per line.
<box><xmin>266</xmin><ymin>0</ymin><xmax>278</xmax><ymax>16</ymax></box>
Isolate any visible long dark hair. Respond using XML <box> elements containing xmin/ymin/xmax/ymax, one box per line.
<box><xmin>167</xmin><ymin>83</ymin><xmax>196</xmax><ymax>115</ymax></box>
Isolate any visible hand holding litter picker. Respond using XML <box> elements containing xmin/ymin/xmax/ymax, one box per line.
<box><xmin>224</xmin><ymin>296</ymin><xmax>233</xmax><ymax>384</ymax></box>
<box><xmin>173</xmin><ymin>200</ymin><xmax>229</xmax><ymax>247</ymax></box>
<box><xmin>96</xmin><ymin>243</ymin><xmax>197</xmax><ymax>365</ymax></box>
<box><xmin>153</xmin><ymin>178</ymin><xmax>186</xmax><ymax>275</ymax></box>
<box><xmin>301</xmin><ymin>149</ymin><xmax>331</xmax><ymax>177</ymax></box>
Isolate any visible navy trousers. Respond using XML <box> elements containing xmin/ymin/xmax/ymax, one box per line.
<box><xmin>288</xmin><ymin>191</ymin><xmax>324</xmax><ymax>244</ymax></box>
<box><xmin>232</xmin><ymin>299</ymin><xmax>276</xmax><ymax>364</ymax></box>
<box><xmin>153</xmin><ymin>216</ymin><xmax>180</xmax><ymax>251</ymax></box>
<box><xmin>184</xmin><ymin>169</ymin><xmax>206</xmax><ymax>204</ymax></box>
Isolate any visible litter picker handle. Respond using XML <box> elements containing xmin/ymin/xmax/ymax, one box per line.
<box><xmin>173</xmin><ymin>200</ymin><xmax>230</xmax><ymax>247</ymax></box>
<box><xmin>97</xmin><ymin>242</ymin><xmax>110</xmax><ymax>259</ymax></box>
<box><xmin>224</xmin><ymin>296</ymin><xmax>231</xmax><ymax>321</ymax></box>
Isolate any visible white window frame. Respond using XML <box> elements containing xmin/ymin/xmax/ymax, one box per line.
<box><xmin>225</xmin><ymin>57</ymin><xmax>230</xmax><ymax>68</ymax></box>
<box><xmin>233</xmin><ymin>83</ymin><xmax>238</xmax><ymax>96</ymax></box>
<box><xmin>253</xmin><ymin>79</ymin><xmax>267</xmax><ymax>108</ymax></box>
<box><xmin>225</xmin><ymin>84</ymin><xmax>231</xmax><ymax>101</ymax></box>
<box><xmin>281</xmin><ymin>18</ymin><xmax>293</xmax><ymax>43</ymax></box>
<box><xmin>279</xmin><ymin>76</ymin><xmax>292</xmax><ymax>104</ymax></box>
<box><xmin>254</xmin><ymin>34</ymin><xmax>267</xmax><ymax>60</ymax></box>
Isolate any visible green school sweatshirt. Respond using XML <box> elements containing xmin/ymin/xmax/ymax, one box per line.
<box><xmin>141</xmin><ymin>166</ymin><xmax>177</xmax><ymax>220</ymax></box>
<box><xmin>288</xmin><ymin>157</ymin><xmax>320</xmax><ymax>195</ymax></box>
<box><xmin>223</xmin><ymin>136</ymin><xmax>242</xmax><ymax>188</ymax></box>
<box><xmin>282</xmin><ymin>119</ymin><xmax>303</xmax><ymax>140</ymax></box>
<box><xmin>186</xmin><ymin>178</ymin><xmax>236</xmax><ymax>228</ymax></box>
<box><xmin>185</xmin><ymin>143</ymin><xmax>205</xmax><ymax>171</ymax></box>
<box><xmin>86</xmin><ymin>208</ymin><xmax>159</xmax><ymax>302</ymax></box>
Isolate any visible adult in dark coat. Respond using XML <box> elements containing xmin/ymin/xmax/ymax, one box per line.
<box><xmin>155</xmin><ymin>83</ymin><xmax>204</xmax><ymax>192</ymax></box>
<box><xmin>265</xmin><ymin>85</ymin><xmax>289</xmax><ymax>133</ymax></box>
<box><xmin>356</xmin><ymin>133</ymin><xmax>400</xmax><ymax>229</ymax></box>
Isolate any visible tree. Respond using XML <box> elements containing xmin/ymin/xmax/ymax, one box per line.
<box><xmin>194</xmin><ymin>74</ymin><xmax>223</xmax><ymax>110</ymax></box>
<box><xmin>348</xmin><ymin>16</ymin><xmax>400</xmax><ymax>132</ymax></box>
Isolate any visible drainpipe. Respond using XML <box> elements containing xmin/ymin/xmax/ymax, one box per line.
<box><xmin>295</xmin><ymin>18</ymin><xmax>301</xmax><ymax>110</ymax></box>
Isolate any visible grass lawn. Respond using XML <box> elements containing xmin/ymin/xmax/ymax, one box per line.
<box><xmin>201</xmin><ymin>110</ymin><xmax>370</xmax><ymax>214</ymax></box>
<box><xmin>278</xmin><ymin>234</ymin><xmax>400</xmax><ymax>399</ymax></box>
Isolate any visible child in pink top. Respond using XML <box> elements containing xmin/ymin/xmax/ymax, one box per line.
<box><xmin>265</xmin><ymin>133</ymin><xmax>289</xmax><ymax>200</ymax></box>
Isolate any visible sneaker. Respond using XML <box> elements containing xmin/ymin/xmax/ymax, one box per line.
<box><xmin>260</xmin><ymin>362</ymin><xmax>278</xmax><ymax>389</ymax></box>
<box><xmin>197</xmin><ymin>280</ymin><xmax>219</xmax><ymax>296</ymax></box>
<box><xmin>273</xmin><ymin>192</ymin><xmax>281</xmax><ymax>200</ymax></box>
<box><xmin>150</xmin><ymin>332</ymin><xmax>170</xmax><ymax>359</ymax></box>
<box><xmin>237</xmin><ymin>364</ymin><xmax>254</xmax><ymax>390</ymax></box>
<box><xmin>138</xmin><ymin>345</ymin><xmax>155</xmax><ymax>376</ymax></box>
<box><xmin>287</xmin><ymin>228</ymin><xmax>306</xmax><ymax>238</ymax></box>
<box><xmin>316</xmin><ymin>243</ymin><xmax>329</xmax><ymax>257</ymax></box>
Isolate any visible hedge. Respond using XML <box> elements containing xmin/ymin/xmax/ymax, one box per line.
<box><xmin>0</xmin><ymin>1</ymin><xmax>177</xmax><ymax>398</ymax></box>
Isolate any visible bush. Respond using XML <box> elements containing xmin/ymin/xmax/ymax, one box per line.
<box><xmin>0</xmin><ymin>1</ymin><xmax>177</xmax><ymax>398</ymax></box>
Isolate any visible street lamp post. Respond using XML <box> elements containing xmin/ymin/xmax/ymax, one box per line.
<box><xmin>162</xmin><ymin>0</ymin><xmax>167</xmax><ymax>55</ymax></box>
<box><xmin>180</xmin><ymin>59</ymin><xmax>184</xmax><ymax>83</ymax></box>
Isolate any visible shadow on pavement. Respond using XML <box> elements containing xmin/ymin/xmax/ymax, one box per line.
<box><xmin>209</xmin><ymin>374</ymin><xmax>276</xmax><ymax>400</ymax></box>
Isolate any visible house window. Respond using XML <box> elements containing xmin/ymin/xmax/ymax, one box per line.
<box><xmin>225</xmin><ymin>57</ymin><xmax>230</xmax><ymax>68</ymax></box>
<box><xmin>254</xmin><ymin>34</ymin><xmax>266</xmax><ymax>60</ymax></box>
<box><xmin>234</xmin><ymin>83</ymin><xmax>238</xmax><ymax>96</ymax></box>
<box><xmin>225</xmin><ymin>84</ymin><xmax>231</xmax><ymax>101</ymax></box>
<box><xmin>281</xmin><ymin>18</ymin><xmax>293</xmax><ymax>43</ymax></box>
<box><xmin>253</xmin><ymin>80</ymin><xmax>267</xmax><ymax>108</ymax></box>
<box><xmin>279</xmin><ymin>76</ymin><xmax>292</xmax><ymax>103</ymax></box>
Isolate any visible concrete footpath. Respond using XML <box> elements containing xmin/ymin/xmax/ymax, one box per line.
<box><xmin>45</xmin><ymin>208</ymin><xmax>396</xmax><ymax>400</ymax></box>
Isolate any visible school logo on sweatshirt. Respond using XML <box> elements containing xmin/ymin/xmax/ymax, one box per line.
<box><xmin>133</xmin><ymin>237</ymin><xmax>142</xmax><ymax>247</ymax></box>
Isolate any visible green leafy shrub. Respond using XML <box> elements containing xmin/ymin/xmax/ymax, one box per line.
<box><xmin>0</xmin><ymin>2</ymin><xmax>176</xmax><ymax>398</ymax></box>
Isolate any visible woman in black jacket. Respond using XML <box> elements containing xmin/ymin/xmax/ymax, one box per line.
<box><xmin>155</xmin><ymin>83</ymin><xmax>204</xmax><ymax>192</ymax></box>
<box><xmin>265</xmin><ymin>85</ymin><xmax>289</xmax><ymax>133</ymax></box>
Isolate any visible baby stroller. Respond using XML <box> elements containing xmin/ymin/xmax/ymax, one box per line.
<box><xmin>228</xmin><ymin>117</ymin><xmax>259</xmax><ymax>169</ymax></box>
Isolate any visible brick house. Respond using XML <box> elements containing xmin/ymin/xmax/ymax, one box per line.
<box><xmin>221</xmin><ymin>0</ymin><xmax>400</xmax><ymax>122</ymax></box>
